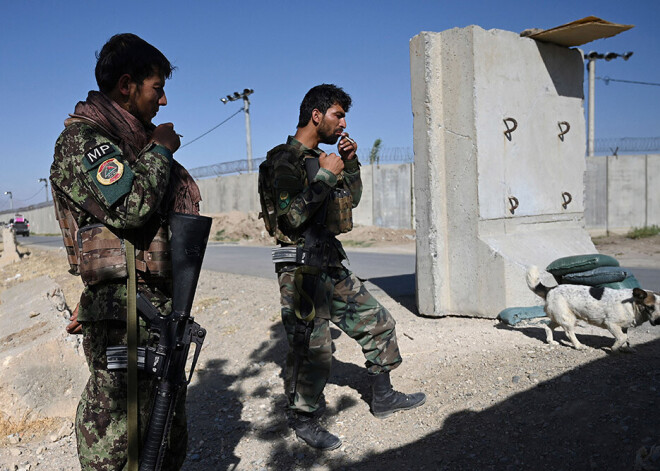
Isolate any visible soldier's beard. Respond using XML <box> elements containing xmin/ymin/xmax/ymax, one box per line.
<box><xmin>318</xmin><ymin>124</ymin><xmax>340</xmax><ymax>145</ymax></box>
<box><xmin>320</xmin><ymin>133</ymin><xmax>340</xmax><ymax>145</ymax></box>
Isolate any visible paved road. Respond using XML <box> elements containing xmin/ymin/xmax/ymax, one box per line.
<box><xmin>18</xmin><ymin>236</ymin><xmax>416</xmax><ymax>298</ymax></box>
<box><xmin>18</xmin><ymin>236</ymin><xmax>659</xmax><ymax>300</ymax></box>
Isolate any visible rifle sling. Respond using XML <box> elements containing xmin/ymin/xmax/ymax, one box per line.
<box><xmin>293</xmin><ymin>265</ymin><xmax>321</xmax><ymax>322</ymax></box>
<box><xmin>125</xmin><ymin>239</ymin><xmax>139</xmax><ymax>471</ymax></box>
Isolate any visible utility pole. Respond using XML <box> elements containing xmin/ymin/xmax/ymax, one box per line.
<box><xmin>4</xmin><ymin>191</ymin><xmax>12</xmax><ymax>211</ymax></box>
<box><xmin>584</xmin><ymin>51</ymin><xmax>633</xmax><ymax>156</ymax></box>
<box><xmin>221</xmin><ymin>89</ymin><xmax>254</xmax><ymax>172</ymax></box>
<box><xmin>38</xmin><ymin>178</ymin><xmax>49</xmax><ymax>202</ymax></box>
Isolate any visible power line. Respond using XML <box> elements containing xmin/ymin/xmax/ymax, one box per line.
<box><xmin>21</xmin><ymin>188</ymin><xmax>46</xmax><ymax>202</ymax></box>
<box><xmin>180</xmin><ymin>107</ymin><xmax>244</xmax><ymax>149</ymax></box>
<box><xmin>597</xmin><ymin>76</ymin><xmax>660</xmax><ymax>87</ymax></box>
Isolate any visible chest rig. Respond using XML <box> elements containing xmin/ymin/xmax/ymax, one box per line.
<box><xmin>52</xmin><ymin>187</ymin><xmax>171</xmax><ymax>286</ymax></box>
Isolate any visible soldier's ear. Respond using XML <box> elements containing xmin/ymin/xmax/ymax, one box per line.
<box><xmin>117</xmin><ymin>74</ymin><xmax>135</xmax><ymax>98</ymax></box>
<box><xmin>312</xmin><ymin>109</ymin><xmax>322</xmax><ymax>126</ymax></box>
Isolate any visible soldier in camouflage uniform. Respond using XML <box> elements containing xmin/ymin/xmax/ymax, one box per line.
<box><xmin>268</xmin><ymin>84</ymin><xmax>425</xmax><ymax>450</ymax></box>
<box><xmin>50</xmin><ymin>34</ymin><xmax>195</xmax><ymax>470</ymax></box>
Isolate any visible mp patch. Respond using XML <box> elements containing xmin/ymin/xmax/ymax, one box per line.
<box><xmin>84</xmin><ymin>143</ymin><xmax>120</xmax><ymax>169</ymax></box>
<box><xmin>96</xmin><ymin>158</ymin><xmax>124</xmax><ymax>185</ymax></box>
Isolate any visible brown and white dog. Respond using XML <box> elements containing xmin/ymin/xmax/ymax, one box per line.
<box><xmin>526</xmin><ymin>266</ymin><xmax>660</xmax><ymax>352</ymax></box>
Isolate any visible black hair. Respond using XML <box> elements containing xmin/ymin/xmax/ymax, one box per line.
<box><xmin>95</xmin><ymin>33</ymin><xmax>175</xmax><ymax>93</ymax></box>
<box><xmin>297</xmin><ymin>84</ymin><xmax>352</xmax><ymax>128</ymax></box>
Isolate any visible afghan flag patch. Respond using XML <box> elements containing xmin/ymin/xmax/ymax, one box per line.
<box><xmin>96</xmin><ymin>158</ymin><xmax>124</xmax><ymax>185</ymax></box>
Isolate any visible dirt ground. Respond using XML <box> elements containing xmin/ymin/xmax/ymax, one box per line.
<box><xmin>0</xmin><ymin>221</ymin><xmax>659</xmax><ymax>471</ymax></box>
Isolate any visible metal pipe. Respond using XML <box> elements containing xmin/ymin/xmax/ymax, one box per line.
<box><xmin>588</xmin><ymin>58</ymin><xmax>595</xmax><ymax>157</ymax></box>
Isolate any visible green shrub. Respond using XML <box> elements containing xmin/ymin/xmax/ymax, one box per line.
<box><xmin>626</xmin><ymin>225</ymin><xmax>660</xmax><ymax>239</ymax></box>
<box><xmin>213</xmin><ymin>229</ymin><xmax>238</xmax><ymax>243</ymax></box>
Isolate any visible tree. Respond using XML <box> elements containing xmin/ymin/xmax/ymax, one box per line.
<box><xmin>369</xmin><ymin>138</ymin><xmax>382</xmax><ymax>165</ymax></box>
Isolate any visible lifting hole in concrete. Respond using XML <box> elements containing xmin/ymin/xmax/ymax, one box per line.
<box><xmin>508</xmin><ymin>196</ymin><xmax>519</xmax><ymax>214</ymax></box>
<box><xmin>503</xmin><ymin>117</ymin><xmax>517</xmax><ymax>141</ymax></box>
<box><xmin>558</xmin><ymin>121</ymin><xmax>570</xmax><ymax>141</ymax></box>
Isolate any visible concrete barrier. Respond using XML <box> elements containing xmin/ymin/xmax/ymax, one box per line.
<box><xmin>410</xmin><ymin>26</ymin><xmax>595</xmax><ymax>317</ymax></box>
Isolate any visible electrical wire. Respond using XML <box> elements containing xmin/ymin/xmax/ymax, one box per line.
<box><xmin>180</xmin><ymin>107</ymin><xmax>244</xmax><ymax>149</ymax></box>
<box><xmin>597</xmin><ymin>76</ymin><xmax>660</xmax><ymax>87</ymax></box>
<box><xmin>21</xmin><ymin>188</ymin><xmax>47</xmax><ymax>202</ymax></box>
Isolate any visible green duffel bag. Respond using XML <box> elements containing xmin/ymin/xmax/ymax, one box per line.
<box><xmin>546</xmin><ymin>254</ymin><xmax>619</xmax><ymax>277</ymax></box>
<box><xmin>597</xmin><ymin>273</ymin><xmax>642</xmax><ymax>290</ymax></box>
<box><xmin>497</xmin><ymin>305</ymin><xmax>546</xmax><ymax>326</ymax></box>
<box><xmin>559</xmin><ymin>266</ymin><xmax>628</xmax><ymax>286</ymax></box>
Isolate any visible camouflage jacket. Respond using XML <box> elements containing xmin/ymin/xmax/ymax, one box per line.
<box><xmin>272</xmin><ymin>135</ymin><xmax>362</xmax><ymax>263</ymax></box>
<box><xmin>50</xmin><ymin>121</ymin><xmax>174</xmax><ymax>322</ymax></box>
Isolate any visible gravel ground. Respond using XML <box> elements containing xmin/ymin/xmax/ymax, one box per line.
<box><xmin>1</xmin><ymin>232</ymin><xmax>659</xmax><ymax>471</ymax></box>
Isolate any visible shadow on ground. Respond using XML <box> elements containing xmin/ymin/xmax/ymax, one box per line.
<box><xmin>326</xmin><ymin>338</ymin><xmax>660</xmax><ymax>471</ymax></box>
<box><xmin>184</xmin><ymin>326</ymin><xmax>660</xmax><ymax>470</ymax></box>
<box><xmin>367</xmin><ymin>273</ymin><xmax>417</xmax><ymax>314</ymax></box>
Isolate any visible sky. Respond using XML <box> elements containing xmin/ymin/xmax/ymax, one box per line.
<box><xmin>0</xmin><ymin>0</ymin><xmax>658</xmax><ymax>211</ymax></box>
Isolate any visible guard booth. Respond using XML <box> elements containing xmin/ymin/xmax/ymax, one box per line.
<box><xmin>410</xmin><ymin>26</ymin><xmax>596</xmax><ymax>317</ymax></box>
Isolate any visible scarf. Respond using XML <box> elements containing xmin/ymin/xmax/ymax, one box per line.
<box><xmin>65</xmin><ymin>91</ymin><xmax>201</xmax><ymax>215</ymax></box>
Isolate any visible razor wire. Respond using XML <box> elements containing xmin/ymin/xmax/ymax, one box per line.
<box><xmin>188</xmin><ymin>138</ymin><xmax>660</xmax><ymax>178</ymax></box>
<box><xmin>188</xmin><ymin>147</ymin><xmax>414</xmax><ymax>178</ymax></box>
<box><xmin>594</xmin><ymin>137</ymin><xmax>660</xmax><ymax>154</ymax></box>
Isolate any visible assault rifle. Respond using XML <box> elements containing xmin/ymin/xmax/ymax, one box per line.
<box><xmin>287</xmin><ymin>157</ymin><xmax>332</xmax><ymax>403</ymax></box>
<box><xmin>129</xmin><ymin>212</ymin><xmax>211</xmax><ymax>471</ymax></box>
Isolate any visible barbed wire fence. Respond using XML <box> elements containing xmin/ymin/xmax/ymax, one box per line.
<box><xmin>189</xmin><ymin>138</ymin><xmax>660</xmax><ymax>179</ymax></box>
<box><xmin>594</xmin><ymin>137</ymin><xmax>660</xmax><ymax>155</ymax></box>
<box><xmin>189</xmin><ymin>146</ymin><xmax>416</xmax><ymax>179</ymax></box>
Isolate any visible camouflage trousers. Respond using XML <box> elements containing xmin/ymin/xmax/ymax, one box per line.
<box><xmin>76</xmin><ymin>320</ymin><xmax>187</xmax><ymax>471</ymax></box>
<box><xmin>278</xmin><ymin>265</ymin><xmax>403</xmax><ymax>413</ymax></box>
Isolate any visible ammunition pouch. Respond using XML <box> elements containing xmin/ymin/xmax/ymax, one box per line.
<box><xmin>78</xmin><ymin>224</ymin><xmax>128</xmax><ymax>285</ymax></box>
<box><xmin>52</xmin><ymin>188</ymin><xmax>171</xmax><ymax>286</ymax></box>
<box><xmin>326</xmin><ymin>186</ymin><xmax>353</xmax><ymax>235</ymax></box>
<box><xmin>77</xmin><ymin>224</ymin><xmax>171</xmax><ymax>286</ymax></box>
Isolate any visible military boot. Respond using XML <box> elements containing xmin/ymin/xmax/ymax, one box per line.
<box><xmin>288</xmin><ymin>412</ymin><xmax>342</xmax><ymax>450</ymax></box>
<box><xmin>370</xmin><ymin>371</ymin><xmax>426</xmax><ymax>419</ymax></box>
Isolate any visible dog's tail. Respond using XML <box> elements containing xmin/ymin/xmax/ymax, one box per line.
<box><xmin>526</xmin><ymin>265</ymin><xmax>552</xmax><ymax>299</ymax></box>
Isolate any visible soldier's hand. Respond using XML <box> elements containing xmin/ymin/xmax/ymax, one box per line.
<box><xmin>338</xmin><ymin>133</ymin><xmax>357</xmax><ymax>160</ymax></box>
<box><xmin>66</xmin><ymin>303</ymin><xmax>82</xmax><ymax>335</ymax></box>
<box><xmin>151</xmin><ymin>123</ymin><xmax>181</xmax><ymax>153</ymax></box>
<box><xmin>319</xmin><ymin>152</ymin><xmax>344</xmax><ymax>176</ymax></box>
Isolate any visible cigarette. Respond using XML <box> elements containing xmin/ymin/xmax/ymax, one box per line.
<box><xmin>176</xmin><ymin>133</ymin><xmax>183</xmax><ymax>138</ymax></box>
<box><xmin>343</xmin><ymin>135</ymin><xmax>356</xmax><ymax>145</ymax></box>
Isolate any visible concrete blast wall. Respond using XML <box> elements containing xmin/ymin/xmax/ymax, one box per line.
<box><xmin>194</xmin><ymin>163</ymin><xmax>414</xmax><ymax>229</ymax></box>
<box><xmin>410</xmin><ymin>26</ymin><xmax>596</xmax><ymax>318</ymax></box>
<box><xmin>585</xmin><ymin>154</ymin><xmax>660</xmax><ymax>234</ymax></box>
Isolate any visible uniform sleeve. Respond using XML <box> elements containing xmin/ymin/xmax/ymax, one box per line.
<box><xmin>341</xmin><ymin>157</ymin><xmax>362</xmax><ymax>207</ymax></box>
<box><xmin>50</xmin><ymin>122</ymin><xmax>173</xmax><ymax>229</ymax></box>
<box><xmin>272</xmin><ymin>151</ymin><xmax>335</xmax><ymax>230</ymax></box>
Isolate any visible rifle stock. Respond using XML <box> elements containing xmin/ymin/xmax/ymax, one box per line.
<box><xmin>138</xmin><ymin>212</ymin><xmax>212</xmax><ymax>471</ymax></box>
